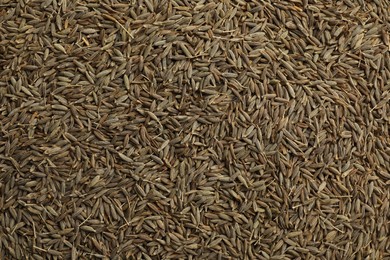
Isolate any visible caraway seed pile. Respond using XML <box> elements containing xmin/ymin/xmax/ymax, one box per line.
<box><xmin>0</xmin><ymin>0</ymin><xmax>390</xmax><ymax>259</ymax></box>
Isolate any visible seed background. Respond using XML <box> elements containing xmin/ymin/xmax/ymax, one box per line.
<box><xmin>0</xmin><ymin>0</ymin><xmax>389</xmax><ymax>259</ymax></box>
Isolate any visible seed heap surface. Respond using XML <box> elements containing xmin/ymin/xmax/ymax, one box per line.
<box><xmin>0</xmin><ymin>0</ymin><xmax>389</xmax><ymax>259</ymax></box>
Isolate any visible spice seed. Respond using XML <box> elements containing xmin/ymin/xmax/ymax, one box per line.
<box><xmin>0</xmin><ymin>0</ymin><xmax>389</xmax><ymax>259</ymax></box>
